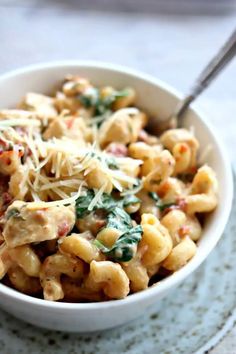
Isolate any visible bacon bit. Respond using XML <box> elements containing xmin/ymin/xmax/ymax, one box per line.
<box><xmin>66</xmin><ymin>117</ymin><xmax>75</xmax><ymax>129</ymax></box>
<box><xmin>178</xmin><ymin>225</ymin><xmax>190</xmax><ymax>238</ymax></box>
<box><xmin>189</xmin><ymin>166</ymin><xmax>198</xmax><ymax>174</ymax></box>
<box><xmin>138</xmin><ymin>129</ymin><xmax>149</xmax><ymax>142</ymax></box>
<box><xmin>177</xmin><ymin>197</ymin><xmax>187</xmax><ymax>211</ymax></box>
<box><xmin>57</xmin><ymin>221</ymin><xmax>70</xmax><ymax>237</ymax></box>
<box><xmin>106</xmin><ymin>143</ymin><xmax>128</xmax><ymax>157</ymax></box>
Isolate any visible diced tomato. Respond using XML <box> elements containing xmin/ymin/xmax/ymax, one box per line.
<box><xmin>157</xmin><ymin>181</ymin><xmax>170</xmax><ymax>198</ymax></box>
<box><xmin>178</xmin><ymin>225</ymin><xmax>190</xmax><ymax>238</ymax></box>
<box><xmin>179</xmin><ymin>144</ymin><xmax>188</xmax><ymax>153</ymax></box>
<box><xmin>106</xmin><ymin>143</ymin><xmax>128</xmax><ymax>157</ymax></box>
<box><xmin>57</xmin><ymin>221</ymin><xmax>70</xmax><ymax>237</ymax></box>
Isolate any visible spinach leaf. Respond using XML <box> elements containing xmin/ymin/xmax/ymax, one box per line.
<box><xmin>148</xmin><ymin>191</ymin><xmax>159</xmax><ymax>202</ymax></box>
<box><xmin>75</xmin><ymin>190</ymin><xmax>95</xmax><ymax>218</ymax></box>
<box><xmin>79</xmin><ymin>88</ymin><xmax>99</xmax><ymax>108</ymax></box>
<box><xmin>148</xmin><ymin>191</ymin><xmax>175</xmax><ymax>211</ymax></box>
<box><xmin>78</xmin><ymin>88</ymin><xmax>129</xmax><ymax>117</ymax></box>
<box><xmin>97</xmin><ymin>89</ymin><xmax>129</xmax><ymax>114</ymax></box>
<box><xmin>123</xmin><ymin>194</ymin><xmax>140</xmax><ymax>207</ymax></box>
<box><xmin>158</xmin><ymin>202</ymin><xmax>176</xmax><ymax>211</ymax></box>
<box><xmin>76</xmin><ymin>189</ymin><xmax>140</xmax><ymax>219</ymax></box>
<box><xmin>6</xmin><ymin>208</ymin><xmax>21</xmax><ymax>220</ymax></box>
<box><xmin>97</xmin><ymin>193</ymin><xmax>117</xmax><ymax>211</ymax></box>
<box><xmin>105</xmin><ymin>156</ymin><xmax>119</xmax><ymax>170</ymax></box>
<box><xmin>76</xmin><ymin>189</ymin><xmax>143</xmax><ymax>261</ymax></box>
<box><xmin>106</xmin><ymin>207</ymin><xmax>133</xmax><ymax>233</ymax></box>
<box><xmin>94</xmin><ymin>225</ymin><xmax>143</xmax><ymax>262</ymax></box>
<box><xmin>75</xmin><ymin>190</ymin><xmax>116</xmax><ymax>219</ymax></box>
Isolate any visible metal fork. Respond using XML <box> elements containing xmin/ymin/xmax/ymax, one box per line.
<box><xmin>164</xmin><ymin>28</ymin><xmax>236</xmax><ymax>130</ymax></box>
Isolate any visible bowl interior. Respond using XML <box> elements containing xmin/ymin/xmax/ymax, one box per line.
<box><xmin>0</xmin><ymin>62</ymin><xmax>233</xmax><ymax>307</ymax></box>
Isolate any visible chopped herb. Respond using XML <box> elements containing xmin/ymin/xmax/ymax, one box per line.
<box><xmin>76</xmin><ymin>189</ymin><xmax>141</xmax><ymax>219</ymax></box>
<box><xmin>123</xmin><ymin>194</ymin><xmax>140</xmax><ymax>207</ymax></box>
<box><xmin>75</xmin><ymin>190</ymin><xmax>117</xmax><ymax>219</ymax></box>
<box><xmin>105</xmin><ymin>156</ymin><xmax>119</xmax><ymax>170</ymax></box>
<box><xmin>75</xmin><ymin>190</ymin><xmax>95</xmax><ymax>218</ymax></box>
<box><xmin>99</xmin><ymin>89</ymin><xmax>129</xmax><ymax>112</ymax></box>
<box><xmin>106</xmin><ymin>207</ymin><xmax>133</xmax><ymax>232</ymax></box>
<box><xmin>148</xmin><ymin>191</ymin><xmax>175</xmax><ymax>211</ymax></box>
<box><xmin>148</xmin><ymin>191</ymin><xmax>159</xmax><ymax>202</ymax></box>
<box><xmin>97</xmin><ymin>193</ymin><xmax>117</xmax><ymax>211</ymax></box>
<box><xmin>6</xmin><ymin>208</ymin><xmax>21</xmax><ymax>220</ymax></box>
<box><xmin>158</xmin><ymin>202</ymin><xmax>176</xmax><ymax>211</ymax></box>
<box><xmin>121</xmin><ymin>178</ymin><xmax>142</xmax><ymax>196</ymax></box>
<box><xmin>76</xmin><ymin>189</ymin><xmax>143</xmax><ymax>261</ymax></box>
<box><xmin>94</xmin><ymin>225</ymin><xmax>143</xmax><ymax>262</ymax></box>
<box><xmin>78</xmin><ymin>88</ymin><xmax>99</xmax><ymax>108</ymax></box>
<box><xmin>78</xmin><ymin>88</ymin><xmax>129</xmax><ymax>117</ymax></box>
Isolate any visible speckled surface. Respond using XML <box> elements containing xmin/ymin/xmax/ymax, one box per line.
<box><xmin>0</xmin><ymin>177</ymin><xmax>234</xmax><ymax>354</ymax></box>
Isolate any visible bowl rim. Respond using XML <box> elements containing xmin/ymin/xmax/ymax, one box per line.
<box><xmin>0</xmin><ymin>60</ymin><xmax>233</xmax><ymax>311</ymax></box>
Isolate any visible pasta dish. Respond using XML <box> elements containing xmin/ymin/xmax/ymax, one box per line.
<box><xmin>0</xmin><ymin>75</ymin><xmax>218</xmax><ymax>301</ymax></box>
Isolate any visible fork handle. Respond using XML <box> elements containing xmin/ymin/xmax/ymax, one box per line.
<box><xmin>175</xmin><ymin>28</ymin><xmax>236</xmax><ymax>122</ymax></box>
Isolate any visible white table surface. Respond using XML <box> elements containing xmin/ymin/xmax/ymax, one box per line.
<box><xmin>0</xmin><ymin>1</ymin><xmax>236</xmax><ymax>352</ymax></box>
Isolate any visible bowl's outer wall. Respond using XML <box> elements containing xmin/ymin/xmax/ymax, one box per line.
<box><xmin>0</xmin><ymin>284</ymin><xmax>172</xmax><ymax>332</ymax></box>
<box><xmin>0</xmin><ymin>62</ymin><xmax>232</xmax><ymax>332</ymax></box>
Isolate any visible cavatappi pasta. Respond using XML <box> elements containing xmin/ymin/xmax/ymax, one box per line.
<box><xmin>0</xmin><ymin>75</ymin><xmax>218</xmax><ymax>301</ymax></box>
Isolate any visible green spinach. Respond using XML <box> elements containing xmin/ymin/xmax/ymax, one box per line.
<box><xmin>106</xmin><ymin>207</ymin><xmax>133</xmax><ymax>232</ymax></box>
<box><xmin>78</xmin><ymin>88</ymin><xmax>129</xmax><ymax>117</ymax></box>
<box><xmin>75</xmin><ymin>189</ymin><xmax>95</xmax><ymax>218</ymax></box>
<box><xmin>76</xmin><ymin>189</ymin><xmax>143</xmax><ymax>261</ymax></box>
<box><xmin>94</xmin><ymin>225</ymin><xmax>143</xmax><ymax>262</ymax></box>
<box><xmin>6</xmin><ymin>208</ymin><xmax>21</xmax><ymax>220</ymax></box>
<box><xmin>148</xmin><ymin>191</ymin><xmax>175</xmax><ymax>211</ymax></box>
<box><xmin>75</xmin><ymin>190</ymin><xmax>140</xmax><ymax>219</ymax></box>
<box><xmin>122</xmin><ymin>194</ymin><xmax>140</xmax><ymax>207</ymax></box>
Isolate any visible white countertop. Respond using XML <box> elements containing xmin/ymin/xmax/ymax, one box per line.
<box><xmin>0</xmin><ymin>1</ymin><xmax>236</xmax><ymax>352</ymax></box>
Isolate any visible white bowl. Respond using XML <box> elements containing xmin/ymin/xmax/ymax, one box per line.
<box><xmin>0</xmin><ymin>61</ymin><xmax>233</xmax><ymax>332</ymax></box>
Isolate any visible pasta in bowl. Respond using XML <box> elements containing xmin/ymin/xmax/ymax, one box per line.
<box><xmin>0</xmin><ymin>62</ymin><xmax>232</xmax><ymax>331</ymax></box>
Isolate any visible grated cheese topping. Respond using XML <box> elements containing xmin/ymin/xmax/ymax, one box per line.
<box><xmin>0</xmin><ymin>103</ymin><xmax>143</xmax><ymax>206</ymax></box>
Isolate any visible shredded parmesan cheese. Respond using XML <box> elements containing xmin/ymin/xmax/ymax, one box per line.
<box><xmin>0</xmin><ymin>119</ymin><xmax>40</xmax><ymax>127</ymax></box>
<box><xmin>87</xmin><ymin>182</ymin><xmax>108</xmax><ymax>211</ymax></box>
